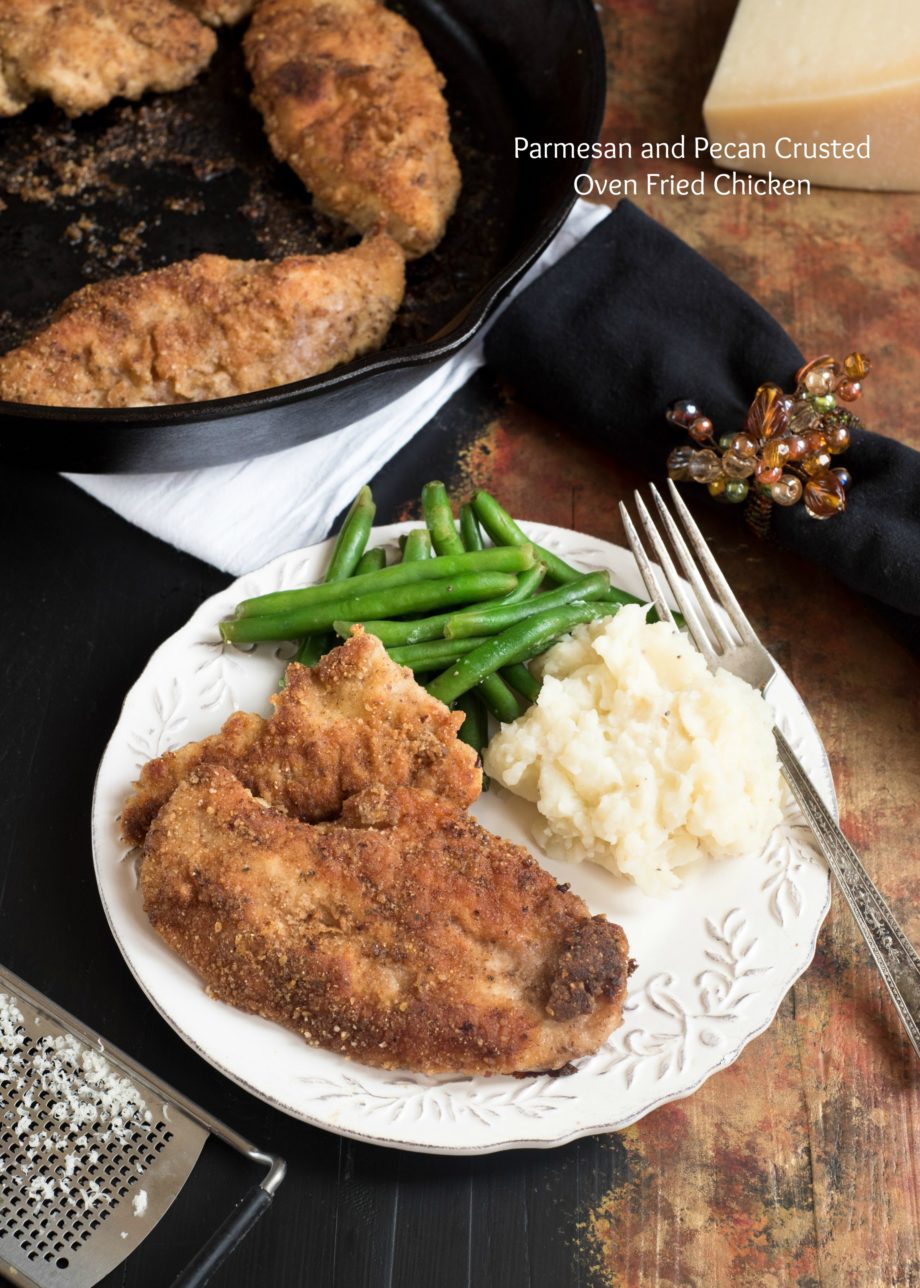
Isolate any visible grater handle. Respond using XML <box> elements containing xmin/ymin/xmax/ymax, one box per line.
<box><xmin>170</xmin><ymin>1184</ymin><xmax>275</xmax><ymax>1288</ymax></box>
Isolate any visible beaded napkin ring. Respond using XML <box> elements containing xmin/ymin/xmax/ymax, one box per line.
<box><xmin>666</xmin><ymin>352</ymin><xmax>868</xmax><ymax>533</ymax></box>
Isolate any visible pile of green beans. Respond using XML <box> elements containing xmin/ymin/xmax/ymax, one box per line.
<box><xmin>219</xmin><ymin>480</ymin><xmax>646</xmax><ymax>756</ymax></box>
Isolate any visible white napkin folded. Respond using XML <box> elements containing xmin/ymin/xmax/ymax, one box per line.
<box><xmin>64</xmin><ymin>200</ymin><xmax>607</xmax><ymax>574</ymax></box>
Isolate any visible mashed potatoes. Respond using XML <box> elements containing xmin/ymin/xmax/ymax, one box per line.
<box><xmin>484</xmin><ymin>605</ymin><xmax>782</xmax><ymax>895</ymax></box>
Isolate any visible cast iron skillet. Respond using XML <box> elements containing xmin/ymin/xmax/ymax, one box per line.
<box><xmin>0</xmin><ymin>0</ymin><xmax>605</xmax><ymax>472</ymax></box>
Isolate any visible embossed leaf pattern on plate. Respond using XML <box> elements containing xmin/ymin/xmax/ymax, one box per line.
<box><xmin>591</xmin><ymin>910</ymin><xmax>772</xmax><ymax>1088</ymax></box>
<box><xmin>127</xmin><ymin>679</ymin><xmax>188</xmax><ymax>767</ymax></box>
<box><xmin>298</xmin><ymin>1074</ymin><xmax>576</xmax><ymax>1126</ymax></box>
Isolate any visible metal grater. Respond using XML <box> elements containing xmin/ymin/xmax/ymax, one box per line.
<box><xmin>0</xmin><ymin>965</ymin><xmax>284</xmax><ymax>1288</ymax></box>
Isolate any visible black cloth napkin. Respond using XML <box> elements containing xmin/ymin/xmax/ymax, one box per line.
<box><xmin>485</xmin><ymin>200</ymin><xmax>920</xmax><ymax>651</ymax></box>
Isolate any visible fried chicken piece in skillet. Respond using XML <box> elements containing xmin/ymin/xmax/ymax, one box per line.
<box><xmin>141</xmin><ymin>767</ymin><xmax>632</xmax><ymax>1075</ymax></box>
<box><xmin>122</xmin><ymin>630</ymin><xmax>482</xmax><ymax>846</ymax></box>
<box><xmin>245</xmin><ymin>0</ymin><xmax>461</xmax><ymax>257</ymax></box>
<box><xmin>0</xmin><ymin>232</ymin><xmax>405</xmax><ymax>407</ymax></box>
<box><xmin>0</xmin><ymin>0</ymin><xmax>216</xmax><ymax>118</ymax></box>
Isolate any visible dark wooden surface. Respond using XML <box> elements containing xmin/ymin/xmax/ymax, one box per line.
<box><xmin>3</xmin><ymin>0</ymin><xmax>920</xmax><ymax>1285</ymax></box>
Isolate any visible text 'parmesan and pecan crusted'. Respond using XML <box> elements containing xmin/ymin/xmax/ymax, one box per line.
<box><xmin>140</xmin><ymin>768</ymin><xmax>632</xmax><ymax>1075</ymax></box>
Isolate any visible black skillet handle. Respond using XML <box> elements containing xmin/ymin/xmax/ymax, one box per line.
<box><xmin>170</xmin><ymin>1184</ymin><xmax>275</xmax><ymax>1288</ymax></box>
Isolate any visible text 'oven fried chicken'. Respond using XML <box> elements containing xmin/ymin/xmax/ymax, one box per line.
<box><xmin>140</xmin><ymin>768</ymin><xmax>632</xmax><ymax>1075</ymax></box>
<box><xmin>0</xmin><ymin>0</ymin><xmax>216</xmax><ymax>119</ymax></box>
<box><xmin>245</xmin><ymin>0</ymin><xmax>461</xmax><ymax>257</ymax></box>
<box><xmin>0</xmin><ymin>232</ymin><xmax>405</xmax><ymax>407</ymax></box>
<box><xmin>122</xmin><ymin>630</ymin><xmax>482</xmax><ymax>846</ymax></box>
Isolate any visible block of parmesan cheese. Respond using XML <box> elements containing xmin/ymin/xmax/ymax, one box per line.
<box><xmin>703</xmin><ymin>0</ymin><xmax>920</xmax><ymax>191</ymax></box>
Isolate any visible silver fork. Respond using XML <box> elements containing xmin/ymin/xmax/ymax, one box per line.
<box><xmin>620</xmin><ymin>479</ymin><xmax>920</xmax><ymax>1060</ymax></box>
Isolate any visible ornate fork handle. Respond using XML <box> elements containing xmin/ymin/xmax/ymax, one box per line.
<box><xmin>774</xmin><ymin>726</ymin><xmax>920</xmax><ymax>1058</ymax></box>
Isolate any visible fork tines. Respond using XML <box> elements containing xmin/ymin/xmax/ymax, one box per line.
<box><xmin>619</xmin><ymin>480</ymin><xmax>760</xmax><ymax>666</ymax></box>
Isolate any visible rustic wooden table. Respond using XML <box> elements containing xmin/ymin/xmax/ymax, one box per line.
<box><xmin>1</xmin><ymin>3</ymin><xmax>918</xmax><ymax>1286</ymax></box>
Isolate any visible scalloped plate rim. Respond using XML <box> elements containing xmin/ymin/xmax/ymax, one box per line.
<box><xmin>92</xmin><ymin>521</ymin><xmax>834</xmax><ymax>1154</ymax></box>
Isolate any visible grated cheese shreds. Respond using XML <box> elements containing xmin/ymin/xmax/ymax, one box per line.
<box><xmin>0</xmin><ymin>991</ymin><xmax>151</xmax><ymax>1217</ymax></box>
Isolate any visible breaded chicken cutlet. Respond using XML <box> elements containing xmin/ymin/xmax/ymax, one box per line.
<box><xmin>0</xmin><ymin>232</ymin><xmax>405</xmax><ymax>407</ymax></box>
<box><xmin>245</xmin><ymin>0</ymin><xmax>461</xmax><ymax>257</ymax></box>
<box><xmin>141</xmin><ymin>768</ymin><xmax>632</xmax><ymax>1075</ymax></box>
<box><xmin>0</xmin><ymin>0</ymin><xmax>216</xmax><ymax>118</ymax></box>
<box><xmin>122</xmin><ymin>630</ymin><xmax>482</xmax><ymax>846</ymax></box>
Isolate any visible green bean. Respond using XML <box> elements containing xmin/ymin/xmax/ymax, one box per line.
<box><xmin>402</xmin><ymin>529</ymin><xmax>432</xmax><ymax>562</ymax></box>
<box><xmin>500</xmin><ymin>562</ymin><xmax>546</xmax><ymax>603</ymax></box>
<box><xmin>387</xmin><ymin>637</ymin><xmax>491</xmax><ymax>671</ymax></box>
<box><xmin>455</xmin><ymin>691</ymin><xmax>487</xmax><ymax>758</ymax></box>
<box><xmin>326</xmin><ymin>485</ymin><xmax>376</xmax><ymax>582</ymax></box>
<box><xmin>337</xmin><ymin>522</ymin><xmax>538</xmax><ymax>654</ymax></box>
<box><xmin>471</xmin><ymin>490</ymin><xmax>582</xmax><ymax>585</ymax></box>
<box><xmin>454</xmin><ymin>496</ymin><xmax>525</xmax><ymax>718</ymax></box>
<box><xmin>289</xmin><ymin>487</ymin><xmax>376</xmax><ymax>670</ymax></box>
<box><xmin>223</xmin><ymin>572</ymin><xmax>518</xmax><ymax>643</ymax></box>
<box><xmin>354</xmin><ymin>546</ymin><xmax>386</xmax><ymax>575</ymax></box>
<box><xmin>331</xmin><ymin>559</ymin><xmax>541</xmax><ymax>648</ymax></box>
<box><xmin>427</xmin><ymin>601</ymin><xmax>607</xmax><ymax>706</ymax></box>
<box><xmin>459</xmin><ymin>503</ymin><xmax>483</xmax><ymax>552</ymax></box>
<box><xmin>500</xmin><ymin>662</ymin><xmax>541</xmax><ymax>704</ymax></box>
<box><xmin>293</xmin><ymin>634</ymin><xmax>330</xmax><ymax>667</ymax></box>
<box><xmin>603</xmin><ymin>586</ymin><xmax>645</xmax><ymax>607</ymax></box>
<box><xmin>332</xmin><ymin>561</ymin><xmax>550</xmax><ymax>647</ymax></box>
<box><xmin>476</xmin><ymin>674</ymin><xmax>524</xmax><ymax>724</ymax></box>
<box><xmin>422</xmin><ymin>480</ymin><xmax>465</xmax><ymax>556</ymax></box>
<box><xmin>472</xmin><ymin>490</ymin><xmax>645</xmax><ymax>610</ymax></box>
<box><xmin>445</xmin><ymin>570</ymin><xmax>610</xmax><ymax>639</ymax></box>
<box><xmin>233</xmin><ymin>545</ymin><xmax>535</xmax><ymax>619</ymax></box>
<box><xmin>333</xmin><ymin>615</ymin><xmax>445</xmax><ymax>646</ymax></box>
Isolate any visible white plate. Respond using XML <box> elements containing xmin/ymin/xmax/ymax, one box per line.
<box><xmin>93</xmin><ymin>522</ymin><xmax>833</xmax><ymax>1155</ymax></box>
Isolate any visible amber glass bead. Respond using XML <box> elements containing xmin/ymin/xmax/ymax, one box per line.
<box><xmin>708</xmin><ymin>478</ymin><xmax>726</xmax><ymax>497</ymax></box>
<box><xmin>804</xmin><ymin>471</ymin><xmax>846</xmax><ymax>519</ymax></box>
<box><xmin>784</xmin><ymin>434</ymin><xmax>809</xmax><ymax>461</ymax></box>
<box><xmin>746</xmin><ymin>383</ymin><xmax>787</xmax><ymax>440</ymax></box>
<box><xmin>771</xmin><ymin>474</ymin><xmax>802</xmax><ymax>506</ymax></box>
<box><xmin>689</xmin><ymin>416</ymin><xmax>714</xmax><ymax>443</ymax></box>
<box><xmin>721</xmin><ymin>451</ymin><xmax>754</xmax><ymax>479</ymax></box>
<box><xmin>754</xmin><ymin>463</ymin><xmax>782</xmax><ymax>486</ymax></box>
<box><xmin>789</xmin><ymin>400</ymin><xmax>819</xmax><ymax>433</ymax></box>
<box><xmin>724</xmin><ymin>480</ymin><xmax>749</xmax><ymax>503</ymax></box>
<box><xmin>689</xmin><ymin>449</ymin><xmax>722</xmax><ymax>483</ymax></box>
<box><xmin>803</xmin><ymin>450</ymin><xmax>832</xmax><ymax>476</ymax></box>
<box><xmin>836</xmin><ymin>379</ymin><xmax>861</xmax><ymax>402</ymax></box>
<box><xmin>667</xmin><ymin>399</ymin><xmax>701</xmax><ymax>427</ymax></box>
<box><xmin>797</xmin><ymin>355</ymin><xmax>837</xmax><ymax>395</ymax></box>
<box><xmin>730</xmin><ymin>433</ymin><xmax>757</xmax><ymax>458</ymax></box>
<box><xmin>667</xmin><ymin>445</ymin><xmax>695</xmax><ymax>480</ymax></box>
<box><xmin>801</xmin><ymin>429</ymin><xmax>827</xmax><ymax>454</ymax></box>
<box><xmin>844</xmin><ymin>351</ymin><xmax>870</xmax><ymax>380</ymax></box>
<box><xmin>761</xmin><ymin>439</ymin><xmax>790</xmax><ymax>469</ymax></box>
<box><xmin>825</xmin><ymin>422</ymin><xmax>850</xmax><ymax>454</ymax></box>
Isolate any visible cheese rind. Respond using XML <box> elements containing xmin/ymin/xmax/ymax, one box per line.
<box><xmin>703</xmin><ymin>0</ymin><xmax>920</xmax><ymax>191</ymax></box>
